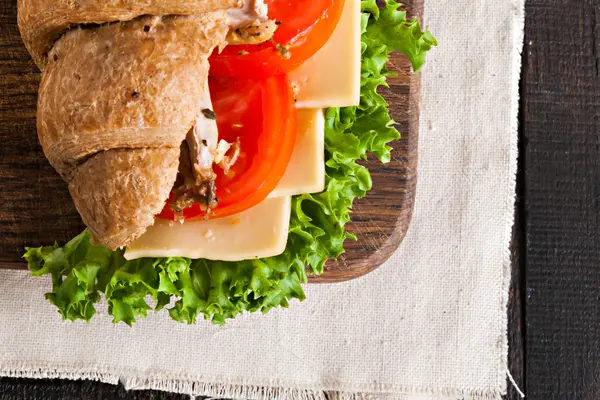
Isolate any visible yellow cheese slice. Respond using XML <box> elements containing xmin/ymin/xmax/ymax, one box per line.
<box><xmin>124</xmin><ymin>196</ymin><xmax>291</xmax><ymax>261</ymax></box>
<box><xmin>270</xmin><ymin>108</ymin><xmax>325</xmax><ymax>197</ymax></box>
<box><xmin>289</xmin><ymin>0</ymin><xmax>361</xmax><ymax>109</ymax></box>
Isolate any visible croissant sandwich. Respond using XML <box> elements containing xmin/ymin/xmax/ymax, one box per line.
<box><xmin>20</xmin><ymin>0</ymin><xmax>436</xmax><ymax>324</ymax></box>
<box><xmin>18</xmin><ymin>0</ymin><xmax>281</xmax><ymax>250</ymax></box>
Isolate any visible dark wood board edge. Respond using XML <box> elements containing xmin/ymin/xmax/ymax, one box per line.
<box><xmin>311</xmin><ymin>68</ymin><xmax>420</xmax><ymax>283</ymax></box>
<box><xmin>311</xmin><ymin>0</ymin><xmax>422</xmax><ymax>283</ymax></box>
<box><xmin>0</xmin><ymin>0</ymin><xmax>421</xmax><ymax>285</ymax></box>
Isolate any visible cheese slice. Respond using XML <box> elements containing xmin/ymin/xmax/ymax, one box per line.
<box><xmin>290</xmin><ymin>0</ymin><xmax>361</xmax><ymax>109</ymax></box>
<box><xmin>269</xmin><ymin>108</ymin><xmax>325</xmax><ymax>197</ymax></box>
<box><xmin>124</xmin><ymin>196</ymin><xmax>291</xmax><ymax>261</ymax></box>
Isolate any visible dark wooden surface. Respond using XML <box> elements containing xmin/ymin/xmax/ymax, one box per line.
<box><xmin>524</xmin><ymin>0</ymin><xmax>600</xmax><ymax>399</ymax></box>
<box><xmin>0</xmin><ymin>0</ymin><xmax>84</xmax><ymax>263</ymax></box>
<box><xmin>0</xmin><ymin>0</ymin><xmax>420</xmax><ymax>282</ymax></box>
<box><xmin>0</xmin><ymin>379</ymin><xmax>188</xmax><ymax>400</ymax></box>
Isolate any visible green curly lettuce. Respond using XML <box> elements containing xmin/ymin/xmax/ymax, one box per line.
<box><xmin>23</xmin><ymin>0</ymin><xmax>436</xmax><ymax>325</ymax></box>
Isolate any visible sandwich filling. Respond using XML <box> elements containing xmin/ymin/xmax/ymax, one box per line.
<box><xmin>170</xmin><ymin>0</ymin><xmax>275</xmax><ymax>219</ymax></box>
<box><xmin>23</xmin><ymin>0</ymin><xmax>437</xmax><ymax>324</ymax></box>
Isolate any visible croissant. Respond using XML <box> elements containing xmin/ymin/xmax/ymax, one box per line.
<box><xmin>17</xmin><ymin>0</ymin><xmax>265</xmax><ymax>250</ymax></box>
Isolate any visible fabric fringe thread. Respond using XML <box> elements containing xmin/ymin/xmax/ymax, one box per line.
<box><xmin>1</xmin><ymin>363</ymin><xmax>507</xmax><ymax>400</ymax></box>
<box><xmin>121</xmin><ymin>376</ymin><xmax>507</xmax><ymax>400</ymax></box>
<box><xmin>498</xmin><ymin>0</ymin><xmax>526</xmax><ymax>398</ymax></box>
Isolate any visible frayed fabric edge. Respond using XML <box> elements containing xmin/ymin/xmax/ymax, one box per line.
<box><xmin>0</xmin><ymin>364</ymin><xmax>505</xmax><ymax>400</ymax></box>
<box><xmin>123</xmin><ymin>376</ymin><xmax>506</xmax><ymax>400</ymax></box>
<box><xmin>499</xmin><ymin>0</ymin><xmax>525</xmax><ymax>397</ymax></box>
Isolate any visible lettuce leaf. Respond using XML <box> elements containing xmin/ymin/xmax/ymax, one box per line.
<box><xmin>23</xmin><ymin>1</ymin><xmax>436</xmax><ymax>325</ymax></box>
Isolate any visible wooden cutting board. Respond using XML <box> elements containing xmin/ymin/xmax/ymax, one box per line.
<box><xmin>0</xmin><ymin>0</ymin><xmax>421</xmax><ymax>283</ymax></box>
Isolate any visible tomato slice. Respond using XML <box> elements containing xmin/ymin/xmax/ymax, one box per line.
<box><xmin>157</xmin><ymin>74</ymin><xmax>297</xmax><ymax>221</ymax></box>
<box><xmin>209</xmin><ymin>0</ymin><xmax>345</xmax><ymax>78</ymax></box>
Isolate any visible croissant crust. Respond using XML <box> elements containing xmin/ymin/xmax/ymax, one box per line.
<box><xmin>69</xmin><ymin>148</ymin><xmax>180</xmax><ymax>250</ymax></box>
<box><xmin>19</xmin><ymin>1</ymin><xmax>232</xmax><ymax>249</ymax></box>
<box><xmin>18</xmin><ymin>0</ymin><xmax>242</xmax><ymax>68</ymax></box>
<box><xmin>37</xmin><ymin>13</ymin><xmax>228</xmax><ymax>180</ymax></box>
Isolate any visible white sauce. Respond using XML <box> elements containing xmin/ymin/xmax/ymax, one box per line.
<box><xmin>194</xmin><ymin>81</ymin><xmax>219</xmax><ymax>172</ymax></box>
<box><xmin>226</xmin><ymin>0</ymin><xmax>268</xmax><ymax>29</ymax></box>
<box><xmin>195</xmin><ymin>0</ymin><xmax>270</xmax><ymax>170</ymax></box>
<box><xmin>196</xmin><ymin>81</ymin><xmax>218</xmax><ymax>148</ymax></box>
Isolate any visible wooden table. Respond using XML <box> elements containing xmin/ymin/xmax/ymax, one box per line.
<box><xmin>0</xmin><ymin>0</ymin><xmax>595</xmax><ymax>399</ymax></box>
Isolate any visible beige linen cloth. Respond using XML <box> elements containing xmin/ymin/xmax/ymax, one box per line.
<box><xmin>0</xmin><ymin>0</ymin><xmax>524</xmax><ymax>398</ymax></box>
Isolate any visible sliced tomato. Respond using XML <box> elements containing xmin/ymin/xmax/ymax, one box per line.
<box><xmin>209</xmin><ymin>0</ymin><xmax>345</xmax><ymax>78</ymax></box>
<box><xmin>157</xmin><ymin>74</ymin><xmax>297</xmax><ymax>221</ymax></box>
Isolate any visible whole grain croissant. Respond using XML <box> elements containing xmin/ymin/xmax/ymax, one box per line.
<box><xmin>17</xmin><ymin>0</ymin><xmax>259</xmax><ymax>249</ymax></box>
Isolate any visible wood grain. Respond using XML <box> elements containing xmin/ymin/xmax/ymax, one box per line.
<box><xmin>314</xmin><ymin>56</ymin><xmax>420</xmax><ymax>282</ymax></box>
<box><xmin>524</xmin><ymin>0</ymin><xmax>600</xmax><ymax>398</ymax></box>
<box><xmin>0</xmin><ymin>377</ymin><xmax>188</xmax><ymax>400</ymax></box>
<box><xmin>0</xmin><ymin>0</ymin><xmax>421</xmax><ymax>280</ymax></box>
<box><xmin>315</xmin><ymin>0</ymin><xmax>422</xmax><ymax>282</ymax></box>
